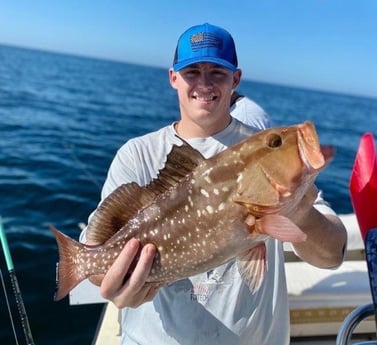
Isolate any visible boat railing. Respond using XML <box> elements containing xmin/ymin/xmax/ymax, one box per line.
<box><xmin>336</xmin><ymin>303</ymin><xmax>376</xmax><ymax>345</ymax></box>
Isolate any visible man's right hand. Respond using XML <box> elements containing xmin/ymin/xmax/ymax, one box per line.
<box><xmin>99</xmin><ymin>238</ymin><xmax>161</xmax><ymax>308</ymax></box>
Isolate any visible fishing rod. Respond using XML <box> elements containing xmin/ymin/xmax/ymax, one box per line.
<box><xmin>0</xmin><ymin>216</ymin><xmax>35</xmax><ymax>345</ymax></box>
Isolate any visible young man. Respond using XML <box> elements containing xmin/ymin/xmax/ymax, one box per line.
<box><xmin>83</xmin><ymin>23</ymin><xmax>347</xmax><ymax>344</ymax></box>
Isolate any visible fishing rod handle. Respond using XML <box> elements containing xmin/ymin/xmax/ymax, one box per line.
<box><xmin>9</xmin><ymin>270</ymin><xmax>35</xmax><ymax>345</ymax></box>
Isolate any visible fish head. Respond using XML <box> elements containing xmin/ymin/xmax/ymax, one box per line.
<box><xmin>234</xmin><ymin>121</ymin><xmax>334</xmax><ymax>216</ymax></box>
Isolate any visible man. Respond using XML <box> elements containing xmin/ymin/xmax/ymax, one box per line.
<box><xmin>83</xmin><ymin>23</ymin><xmax>347</xmax><ymax>344</ymax></box>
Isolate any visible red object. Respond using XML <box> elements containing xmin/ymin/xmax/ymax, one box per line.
<box><xmin>350</xmin><ymin>133</ymin><xmax>377</xmax><ymax>242</ymax></box>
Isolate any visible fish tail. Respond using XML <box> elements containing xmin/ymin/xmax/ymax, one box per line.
<box><xmin>50</xmin><ymin>225</ymin><xmax>88</xmax><ymax>301</ymax></box>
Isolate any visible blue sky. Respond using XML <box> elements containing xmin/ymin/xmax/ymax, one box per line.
<box><xmin>1</xmin><ymin>0</ymin><xmax>376</xmax><ymax>98</ymax></box>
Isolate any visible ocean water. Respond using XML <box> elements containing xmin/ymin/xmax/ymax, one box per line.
<box><xmin>0</xmin><ymin>43</ymin><xmax>376</xmax><ymax>345</ymax></box>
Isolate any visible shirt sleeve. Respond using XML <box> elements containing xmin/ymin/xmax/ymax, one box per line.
<box><xmin>101</xmin><ymin>144</ymin><xmax>139</xmax><ymax>199</ymax></box>
<box><xmin>313</xmin><ymin>189</ymin><xmax>337</xmax><ymax>216</ymax></box>
<box><xmin>230</xmin><ymin>97</ymin><xmax>272</xmax><ymax>130</ymax></box>
<box><xmin>80</xmin><ymin>142</ymin><xmax>139</xmax><ymax>243</ymax></box>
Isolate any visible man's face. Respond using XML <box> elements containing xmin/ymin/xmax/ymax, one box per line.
<box><xmin>169</xmin><ymin>63</ymin><xmax>241</xmax><ymax>128</ymax></box>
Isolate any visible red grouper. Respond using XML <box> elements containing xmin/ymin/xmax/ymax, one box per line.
<box><xmin>50</xmin><ymin>121</ymin><xmax>334</xmax><ymax>301</ymax></box>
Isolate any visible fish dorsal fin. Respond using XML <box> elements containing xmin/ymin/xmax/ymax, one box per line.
<box><xmin>85</xmin><ymin>182</ymin><xmax>157</xmax><ymax>244</ymax></box>
<box><xmin>85</xmin><ymin>142</ymin><xmax>205</xmax><ymax>244</ymax></box>
<box><xmin>147</xmin><ymin>141</ymin><xmax>205</xmax><ymax>193</ymax></box>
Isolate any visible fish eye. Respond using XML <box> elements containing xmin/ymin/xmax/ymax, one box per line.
<box><xmin>266</xmin><ymin>133</ymin><xmax>282</xmax><ymax>148</ymax></box>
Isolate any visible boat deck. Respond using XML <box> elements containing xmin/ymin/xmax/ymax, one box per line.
<box><xmin>92</xmin><ymin>302</ymin><xmax>375</xmax><ymax>345</ymax></box>
<box><xmin>67</xmin><ymin>214</ymin><xmax>376</xmax><ymax>345</ymax></box>
<box><xmin>93</xmin><ymin>303</ymin><xmax>120</xmax><ymax>345</ymax></box>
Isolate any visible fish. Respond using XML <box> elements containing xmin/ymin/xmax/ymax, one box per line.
<box><xmin>51</xmin><ymin>121</ymin><xmax>334</xmax><ymax>301</ymax></box>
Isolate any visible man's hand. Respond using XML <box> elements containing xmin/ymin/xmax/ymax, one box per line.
<box><xmin>99</xmin><ymin>238</ymin><xmax>161</xmax><ymax>308</ymax></box>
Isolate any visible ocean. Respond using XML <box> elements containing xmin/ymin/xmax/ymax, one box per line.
<box><xmin>0</xmin><ymin>44</ymin><xmax>376</xmax><ymax>345</ymax></box>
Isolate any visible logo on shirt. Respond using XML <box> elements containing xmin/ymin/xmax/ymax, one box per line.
<box><xmin>190</xmin><ymin>284</ymin><xmax>210</xmax><ymax>302</ymax></box>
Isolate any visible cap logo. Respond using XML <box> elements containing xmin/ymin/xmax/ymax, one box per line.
<box><xmin>190</xmin><ymin>32</ymin><xmax>222</xmax><ymax>51</ymax></box>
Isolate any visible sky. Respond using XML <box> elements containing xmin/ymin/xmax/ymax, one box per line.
<box><xmin>0</xmin><ymin>0</ymin><xmax>376</xmax><ymax>99</ymax></box>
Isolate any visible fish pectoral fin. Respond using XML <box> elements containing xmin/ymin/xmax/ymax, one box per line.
<box><xmin>255</xmin><ymin>214</ymin><xmax>307</xmax><ymax>243</ymax></box>
<box><xmin>237</xmin><ymin>243</ymin><xmax>266</xmax><ymax>294</ymax></box>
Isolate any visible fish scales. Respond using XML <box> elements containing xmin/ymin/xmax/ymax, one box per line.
<box><xmin>95</xmin><ymin>175</ymin><xmax>250</xmax><ymax>281</ymax></box>
<box><xmin>51</xmin><ymin>121</ymin><xmax>334</xmax><ymax>301</ymax></box>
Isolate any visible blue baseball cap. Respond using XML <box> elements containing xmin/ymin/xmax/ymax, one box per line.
<box><xmin>173</xmin><ymin>23</ymin><xmax>238</xmax><ymax>72</ymax></box>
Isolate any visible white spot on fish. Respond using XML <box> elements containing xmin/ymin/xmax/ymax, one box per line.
<box><xmin>206</xmin><ymin>205</ymin><xmax>214</xmax><ymax>214</ymax></box>
<box><xmin>218</xmin><ymin>202</ymin><xmax>225</xmax><ymax>211</ymax></box>
<box><xmin>213</xmin><ymin>188</ymin><xmax>219</xmax><ymax>195</ymax></box>
<box><xmin>204</xmin><ymin>175</ymin><xmax>212</xmax><ymax>184</ymax></box>
<box><xmin>200</xmin><ymin>189</ymin><xmax>209</xmax><ymax>198</ymax></box>
<box><xmin>237</xmin><ymin>173</ymin><xmax>243</xmax><ymax>183</ymax></box>
<box><xmin>222</xmin><ymin>186</ymin><xmax>229</xmax><ymax>192</ymax></box>
<box><xmin>188</xmin><ymin>196</ymin><xmax>194</xmax><ymax>207</ymax></box>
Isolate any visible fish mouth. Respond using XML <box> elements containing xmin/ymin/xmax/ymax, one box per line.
<box><xmin>297</xmin><ymin>122</ymin><xmax>333</xmax><ymax>171</ymax></box>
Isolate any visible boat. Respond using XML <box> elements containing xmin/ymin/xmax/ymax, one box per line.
<box><xmin>69</xmin><ymin>214</ymin><xmax>376</xmax><ymax>345</ymax></box>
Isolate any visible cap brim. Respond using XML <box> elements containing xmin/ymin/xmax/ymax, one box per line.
<box><xmin>173</xmin><ymin>57</ymin><xmax>237</xmax><ymax>72</ymax></box>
